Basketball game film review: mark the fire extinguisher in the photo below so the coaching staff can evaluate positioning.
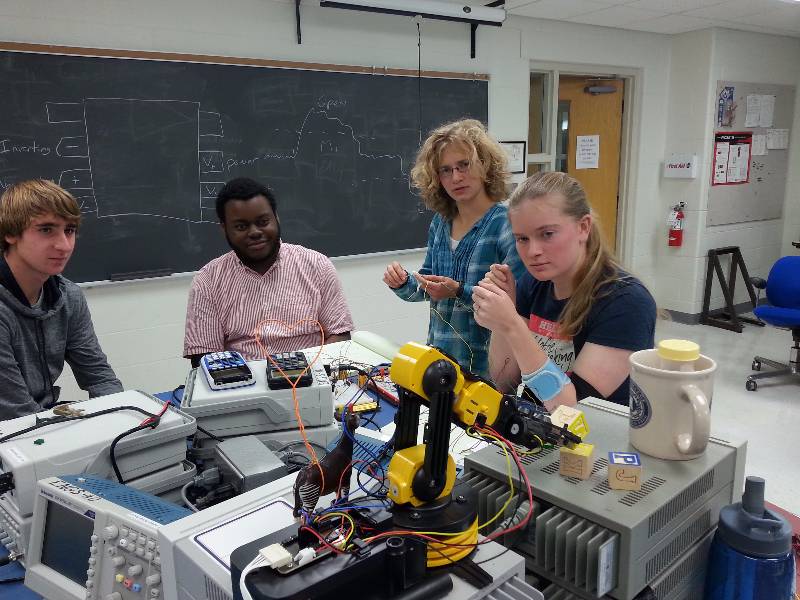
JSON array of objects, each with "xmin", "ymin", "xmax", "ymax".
[{"xmin": 668, "ymin": 202, "xmax": 686, "ymax": 247}]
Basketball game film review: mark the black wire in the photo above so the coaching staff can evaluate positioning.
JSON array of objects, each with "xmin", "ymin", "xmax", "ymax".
[
  {"xmin": 195, "ymin": 424, "xmax": 223, "ymax": 442},
  {"xmin": 0, "ymin": 405, "xmax": 159, "ymax": 444},
  {"xmin": 110, "ymin": 422, "xmax": 159, "ymax": 484},
  {"xmin": 0, "ymin": 576, "xmax": 24, "ymax": 584},
  {"xmin": 316, "ymin": 433, "xmax": 530, "ymax": 566},
  {"xmin": 473, "ymin": 437, "xmax": 530, "ymax": 565},
  {"xmin": 417, "ymin": 20, "xmax": 422, "ymax": 146},
  {"xmin": 358, "ymin": 411, "xmax": 379, "ymax": 430},
  {"xmin": 473, "ymin": 541, "xmax": 514, "ymax": 565},
  {"xmin": 276, "ymin": 440, "xmax": 328, "ymax": 455}
]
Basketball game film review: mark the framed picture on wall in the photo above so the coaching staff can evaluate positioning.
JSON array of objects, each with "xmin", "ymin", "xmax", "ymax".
[{"xmin": 499, "ymin": 141, "xmax": 527, "ymax": 174}]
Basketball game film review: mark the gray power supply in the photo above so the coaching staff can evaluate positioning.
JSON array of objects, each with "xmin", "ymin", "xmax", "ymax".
[
  {"xmin": 462, "ymin": 398, "xmax": 746, "ymax": 600},
  {"xmin": 214, "ymin": 436, "xmax": 288, "ymax": 493}
]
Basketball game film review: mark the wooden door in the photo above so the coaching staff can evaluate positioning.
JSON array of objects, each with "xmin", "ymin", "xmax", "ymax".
[{"xmin": 558, "ymin": 76, "xmax": 624, "ymax": 251}]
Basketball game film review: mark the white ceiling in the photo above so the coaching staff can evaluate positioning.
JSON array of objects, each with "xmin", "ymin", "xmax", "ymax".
[{"xmin": 472, "ymin": 0, "xmax": 800, "ymax": 37}]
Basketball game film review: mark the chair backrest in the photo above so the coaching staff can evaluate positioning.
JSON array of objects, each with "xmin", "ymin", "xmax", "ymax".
[{"xmin": 766, "ymin": 255, "xmax": 800, "ymax": 309}]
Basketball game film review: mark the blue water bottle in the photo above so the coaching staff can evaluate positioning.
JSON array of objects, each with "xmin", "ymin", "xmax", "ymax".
[{"xmin": 705, "ymin": 476, "xmax": 796, "ymax": 599}]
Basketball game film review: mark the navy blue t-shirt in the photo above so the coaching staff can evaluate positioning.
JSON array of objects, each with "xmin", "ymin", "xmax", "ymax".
[{"xmin": 515, "ymin": 271, "xmax": 656, "ymax": 405}]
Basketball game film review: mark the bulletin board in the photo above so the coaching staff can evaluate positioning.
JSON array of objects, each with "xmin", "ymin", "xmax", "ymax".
[{"xmin": 708, "ymin": 81, "xmax": 795, "ymax": 226}]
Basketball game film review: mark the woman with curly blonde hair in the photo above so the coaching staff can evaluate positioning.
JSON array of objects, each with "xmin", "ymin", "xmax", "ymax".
[{"xmin": 382, "ymin": 119, "xmax": 524, "ymax": 378}]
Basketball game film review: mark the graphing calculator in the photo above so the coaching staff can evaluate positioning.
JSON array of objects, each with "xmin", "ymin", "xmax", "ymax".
[
  {"xmin": 201, "ymin": 351, "xmax": 256, "ymax": 391},
  {"xmin": 266, "ymin": 352, "xmax": 314, "ymax": 390}
]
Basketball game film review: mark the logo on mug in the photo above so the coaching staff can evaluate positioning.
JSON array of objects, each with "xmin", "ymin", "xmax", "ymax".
[{"xmin": 629, "ymin": 381, "xmax": 651, "ymax": 429}]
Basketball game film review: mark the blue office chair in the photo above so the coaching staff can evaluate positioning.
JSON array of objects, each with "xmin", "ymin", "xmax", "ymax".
[{"xmin": 746, "ymin": 255, "xmax": 800, "ymax": 391}]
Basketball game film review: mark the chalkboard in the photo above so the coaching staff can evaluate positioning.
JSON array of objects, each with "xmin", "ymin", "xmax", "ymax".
[{"xmin": 0, "ymin": 45, "xmax": 488, "ymax": 283}]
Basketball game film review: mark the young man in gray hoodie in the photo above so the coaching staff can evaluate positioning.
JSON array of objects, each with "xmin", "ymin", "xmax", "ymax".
[{"xmin": 0, "ymin": 179, "xmax": 123, "ymax": 420}]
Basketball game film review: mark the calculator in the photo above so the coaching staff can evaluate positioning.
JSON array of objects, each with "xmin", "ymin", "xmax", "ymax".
[
  {"xmin": 266, "ymin": 352, "xmax": 314, "ymax": 390},
  {"xmin": 200, "ymin": 351, "xmax": 256, "ymax": 391}
]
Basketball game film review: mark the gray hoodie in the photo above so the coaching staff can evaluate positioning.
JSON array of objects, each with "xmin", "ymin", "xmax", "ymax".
[{"xmin": 0, "ymin": 258, "xmax": 123, "ymax": 420}]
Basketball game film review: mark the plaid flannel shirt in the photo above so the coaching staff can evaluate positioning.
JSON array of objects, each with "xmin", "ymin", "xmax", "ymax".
[{"xmin": 392, "ymin": 203, "xmax": 525, "ymax": 378}]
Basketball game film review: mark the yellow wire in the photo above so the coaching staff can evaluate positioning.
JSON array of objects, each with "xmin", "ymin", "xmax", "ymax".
[
  {"xmin": 414, "ymin": 279, "xmax": 480, "ymax": 374},
  {"xmin": 470, "ymin": 429, "xmax": 516, "ymax": 531},
  {"xmin": 430, "ymin": 303, "xmax": 476, "ymax": 373},
  {"xmin": 314, "ymin": 512, "xmax": 356, "ymax": 548},
  {"xmin": 358, "ymin": 430, "xmax": 519, "ymax": 545},
  {"xmin": 518, "ymin": 435, "xmax": 544, "ymax": 456}
]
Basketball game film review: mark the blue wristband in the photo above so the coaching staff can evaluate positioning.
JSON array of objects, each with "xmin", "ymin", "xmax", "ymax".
[{"xmin": 521, "ymin": 359, "xmax": 571, "ymax": 403}]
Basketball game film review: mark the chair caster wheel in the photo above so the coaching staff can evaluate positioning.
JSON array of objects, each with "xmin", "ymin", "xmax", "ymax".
[
  {"xmin": 751, "ymin": 359, "xmax": 761, "ymax": 371},
  {"xmin": 746, "ymin": 379, "xmax": 757, "ymax": 391}
]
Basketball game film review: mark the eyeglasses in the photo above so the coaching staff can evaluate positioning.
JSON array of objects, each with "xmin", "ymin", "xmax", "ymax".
[{"xmin": 437, "ymin": 159, "xmax": 471, "ymax": 179}]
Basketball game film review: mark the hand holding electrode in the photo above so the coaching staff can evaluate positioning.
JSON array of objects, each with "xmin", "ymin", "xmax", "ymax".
[
  {"xmin": 413, "ymin": 273, "xmax": 459, "ymax": 301},
  {"xmin": 472, "ymin": 280, "xmax": 518, "ymax": 332},
  {"xmin": 383, "ymin": 261, "xmax": 409, "ymax": 289}
]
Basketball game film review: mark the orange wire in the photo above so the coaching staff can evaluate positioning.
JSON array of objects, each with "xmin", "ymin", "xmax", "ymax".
[{"xmin": 253, "ymin": 318, "xmax": 326, "ymax": 491}]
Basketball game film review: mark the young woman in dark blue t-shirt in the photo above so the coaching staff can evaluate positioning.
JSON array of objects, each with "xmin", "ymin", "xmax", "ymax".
[{"xmin": 472, "ymin": 172, "xmax": 656, "ymax": 409}]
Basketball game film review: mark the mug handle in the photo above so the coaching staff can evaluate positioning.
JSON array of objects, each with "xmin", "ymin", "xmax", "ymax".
[{"xmin": 675, "ymin": 384, "xmax": 711, "ymax": 455}]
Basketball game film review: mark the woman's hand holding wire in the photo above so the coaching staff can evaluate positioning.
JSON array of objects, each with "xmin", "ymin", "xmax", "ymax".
[
  {"xmin": 383, "ymin": 262, "xmax": 409, "ymax": 289},
  {"xmin": 472, "ymin": 280, "xmax": 518, "ymax": 334},
  {"xmin": 483, "ymin": 263, "xmax": 516, "ymax": 301},
  {"xmin": 413, "ymin": 273, "xmax": 458, "ymax": 301}
]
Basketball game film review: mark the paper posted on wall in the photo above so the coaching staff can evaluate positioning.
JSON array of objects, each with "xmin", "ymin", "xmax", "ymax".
[
  {"xmin": 745, "ymin": 94, "xmax": 775, "ymax": 128},
  {"xmin": 766, "ymin": 129, "xmax": 789, "ymax": 150},
  {"xmin": 712, "ymin": 132, "xmax": 752, "ymax": 186},
  {"xmin": 576, "ymin": 135, "xmax": 600, "ymax": 169},
  {"xmin": 751, "ymin": 134, "xmax": 767, "ymax": 156}
]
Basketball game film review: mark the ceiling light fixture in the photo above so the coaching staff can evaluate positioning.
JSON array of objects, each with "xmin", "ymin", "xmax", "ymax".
[{"xmin": 319, "ymin": 0, "xmax": 506, "ymax": 26}]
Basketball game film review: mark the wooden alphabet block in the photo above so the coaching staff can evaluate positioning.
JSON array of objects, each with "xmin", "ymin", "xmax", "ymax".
[
  {"xmin": 608, "ymin": 451, "xmax": 643, "ymax": 491},
  {"xmin": 550, "ymin": 405, "xmax": 590, "ymax": 439},
  {"xmin": 559, "ymin": 443, "xmax": 595, "ymax": 480}
]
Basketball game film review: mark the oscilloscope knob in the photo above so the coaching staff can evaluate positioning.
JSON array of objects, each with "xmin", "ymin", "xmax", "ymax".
[
  {"xmin": 127, "ymin": 564, "xmax": 143, "ymax": 577},
  {"xmin": 103, "ymin": 525, "xmax": 119, "ymax": 540}
]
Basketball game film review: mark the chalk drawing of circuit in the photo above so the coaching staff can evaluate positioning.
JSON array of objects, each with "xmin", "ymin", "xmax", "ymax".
[{"xmin": 47, "ymin": 98, "xmax": 223, "ymax": 224}]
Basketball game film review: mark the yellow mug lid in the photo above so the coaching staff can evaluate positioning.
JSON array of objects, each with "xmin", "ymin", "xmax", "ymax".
[{"xmin": 657, "ymin": 339, "xmax": 700, "ymax": 362}]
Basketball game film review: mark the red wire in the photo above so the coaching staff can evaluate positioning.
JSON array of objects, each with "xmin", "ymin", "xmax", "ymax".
[
  {"xmin": 139, "ymin": 398, "xmax": 171, "ymax": 427},
  {"xmin": 299, "ymin": 526, "xmax": 346, "ymax": 555},
  {"xmin": 476, "ymin": 425, "xmax": 535, "ymax": 541},
  {"xmin": 363, "ymin": 424, "xmax": 534, "ymax": 549}
]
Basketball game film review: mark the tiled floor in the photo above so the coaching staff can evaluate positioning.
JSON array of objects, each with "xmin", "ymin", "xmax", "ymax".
[{"xmin": 655, "ymin": 317, "xmax": 799, "ymax": 516}]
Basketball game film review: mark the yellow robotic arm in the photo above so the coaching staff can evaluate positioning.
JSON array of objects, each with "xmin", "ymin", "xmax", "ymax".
[
  {"xmin": 386, "ymin": 342, "xmax": 582, "ymax": 566},
  {"xmin": 387, "ymin": 343, "xmax": 504, "ymax": 507}
]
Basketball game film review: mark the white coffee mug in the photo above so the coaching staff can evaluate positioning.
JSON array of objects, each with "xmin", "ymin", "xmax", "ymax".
[{"xmin": 628, "ymin": 349, "xmax": 716, "ymax": 460}]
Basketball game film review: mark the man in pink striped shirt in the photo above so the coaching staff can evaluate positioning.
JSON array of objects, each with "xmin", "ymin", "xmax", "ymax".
[{"xmin": 184, "ymin": 178, "xmax": 354, "ymax": 366}]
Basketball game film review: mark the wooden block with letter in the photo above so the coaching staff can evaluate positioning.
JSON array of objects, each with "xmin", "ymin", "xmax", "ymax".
[
  {"xmin": 559, "ymin": 443, "xmax": 595, "ymax": 480},
  {"xmin": 608, "ymin": 451, "xmax": 643, "ymax": 491},
  {"xmin": 550, "ymin": 405, "xmax": 590, "ymax": 439}
]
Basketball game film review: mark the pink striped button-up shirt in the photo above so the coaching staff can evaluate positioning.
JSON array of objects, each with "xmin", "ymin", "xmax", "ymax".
[{"xmin": 184, "ymin": 243, "xmax": 354, "ymax": 359}]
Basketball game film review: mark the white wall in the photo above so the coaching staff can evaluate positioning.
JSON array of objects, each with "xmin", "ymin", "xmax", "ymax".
[
  {"xmin": 702, "ymin": 29, "xmax": 800, "ymax": 309},
  {"xmin": 658, "ymin": 28, "xmax": 800, "ymax": 314},
  {"xmin": 0, "ymin": 1, "xmax": 798, "ymax": 395},
  {"xmin": 657, "ymin": 29, "xmax": 716, "ymax": 315}
]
